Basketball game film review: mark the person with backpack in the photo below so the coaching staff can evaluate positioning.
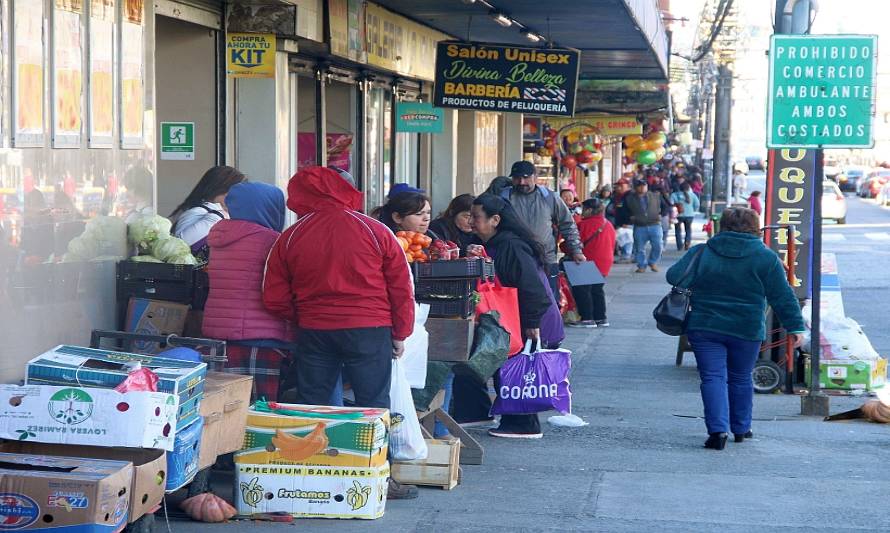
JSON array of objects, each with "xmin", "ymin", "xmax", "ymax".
[
  {"xmin": 170, "ymin": 166, "xmax": 246, "ymax": 259},
  {"xmin": 565, "ymin": 198, "xmax": 616, "ymax": 328}
]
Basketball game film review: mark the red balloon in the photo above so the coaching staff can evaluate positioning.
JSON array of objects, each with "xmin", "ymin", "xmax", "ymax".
[
  {"xmin": 546, "ymin": 128, "xmax": 559, "ymax": 139},
  {"xmin": 544, "ymin": 139, "xmax": 555, "ymax": 149},
  {"xmin": 563, "ymin": 155, "xmax": 577, "ymax": 170},
  {"xmin": 576, "ymin": 150, "xmax": 593, "ymax": 164}
]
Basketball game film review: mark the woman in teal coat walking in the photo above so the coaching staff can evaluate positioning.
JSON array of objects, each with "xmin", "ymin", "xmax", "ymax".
[{"xmin": 666, "ymin": 207, "xmax": 805, "ymax": 450}]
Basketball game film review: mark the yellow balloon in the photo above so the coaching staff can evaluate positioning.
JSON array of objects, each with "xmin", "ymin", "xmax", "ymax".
[
  {"xmin": 624, "ymin": 147, "xmax": 637, "ymax": 158},
  {"xmin": 625, "ymin": 135, "xmax": 644, "ymax": 147},
  {"xmin": 654, "ymin": 147, "xmax": 666, "ymax": 160},
  {"xmin": 589, "ymin": 151, "xmax": 603, "ymax": 163},
  {"xmin": 647, "ymin": 132, "xmax": 667, "ymax": 145},
  {"xmin": 566, "ymin": 132, "xmax": 580, "ymax": 144},
  {"xmin": 643, "ymin": 140, "xmax": 664, "ymax": 151}
]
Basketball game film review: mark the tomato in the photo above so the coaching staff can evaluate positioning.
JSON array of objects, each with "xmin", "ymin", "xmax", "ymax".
[
  {"xmin": 403, "ymin": 231, "xmax": 417, "ymax": 241},
  {"xmin": 408, "ymin": 243, "xmax": 422, "ymax": 252},
  {"xmin": 396, "ymin": 231, "xmax": 407, "ymax": 238},
  {"xmin": 405, "ymin": 253, "xmax": 414, "ymax": 263},
  {"xmin": 396, "ymin": 237, "xmax": 410, "ymax": 251}
]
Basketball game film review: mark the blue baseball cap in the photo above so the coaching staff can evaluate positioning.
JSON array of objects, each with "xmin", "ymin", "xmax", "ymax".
[{"xmin": 388, "ymin": 183, "xmax": 425, "ymax": 198}]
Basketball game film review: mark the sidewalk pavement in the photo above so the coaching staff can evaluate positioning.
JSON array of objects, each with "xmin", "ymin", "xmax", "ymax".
[{"xmin": 184, "ymin": 225, "xmax": 888, "ymax": 533}]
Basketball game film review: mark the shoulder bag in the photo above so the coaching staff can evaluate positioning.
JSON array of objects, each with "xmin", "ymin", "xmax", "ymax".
[{"xmin": 652, "ymin": 246, "xmax": 706, "ymax": 336}]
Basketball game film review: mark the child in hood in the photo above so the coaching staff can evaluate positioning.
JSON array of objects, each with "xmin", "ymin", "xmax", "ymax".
[{"xmin": 202, "ymin": 181, "xmax": 293, "ymax": 400}]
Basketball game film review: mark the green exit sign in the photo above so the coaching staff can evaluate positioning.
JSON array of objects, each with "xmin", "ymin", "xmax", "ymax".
[
  {"xmin": 767, "ymin": 35, "xmax": 877, "ymax": 149},
  {"xmin": 160, "ymin": 122, "xmax": 195, "ymax": 160}
]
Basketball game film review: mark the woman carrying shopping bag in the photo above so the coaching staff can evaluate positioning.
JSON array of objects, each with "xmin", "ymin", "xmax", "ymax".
[{"xmin": 468, "ymin": 194, "xmax": 564, "ymax": 439}]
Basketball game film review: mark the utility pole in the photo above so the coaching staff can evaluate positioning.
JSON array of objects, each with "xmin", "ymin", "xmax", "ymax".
[
  {"xmin": 771, "ymin": 0, "xmax": 828, "ymax": 416},
  {"xmin": 712, "ymin": 64, "xmax": 732, "ymax": 208}
]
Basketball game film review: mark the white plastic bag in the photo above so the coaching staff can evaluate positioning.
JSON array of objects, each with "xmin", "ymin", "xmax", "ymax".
[
  {"xmin": 389, "ymin": 359, "xmax": 428, "ymax": 461},
  {"xmin": 616, "ymin": 227, "xmax": 633, "ymax": 247},
  {"xmin": 401, "ymin": 303, "xmax": 430, "ymax": 389},
  {"xmin": 820, "ymin": 316, "xmax": 880, "ymax": 360}
]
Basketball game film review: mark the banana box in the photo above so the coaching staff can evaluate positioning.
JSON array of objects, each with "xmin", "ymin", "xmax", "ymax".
[
  {"xmin": 234, "ymin": 462, "xmax": 388, "ymax": 520},
  {"xmin": 235, "ymin": 404, "xmax": 389, "ymax": 468}
]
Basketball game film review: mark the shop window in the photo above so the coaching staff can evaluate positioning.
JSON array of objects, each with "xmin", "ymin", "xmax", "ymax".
[
  {"xmin": 365, "ymin": 87, "xmax": 392, "ymax": 211},
  {"xmin": 474, "ymin": 112, "xmax": 500, "ymax": 194},
  {"xmin": 324, "ymin": 80, "xmax": 357, "ymax": 175},
  {"xmin": 296, "ymin": 75, "xmax": 318, "ymax": 169}
]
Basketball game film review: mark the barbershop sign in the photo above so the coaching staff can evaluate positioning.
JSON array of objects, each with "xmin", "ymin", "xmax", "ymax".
[
  {"xmin": 764, "ymin": 148, "xmax": 816, "ymax": 298},
  {"xmin": 433, "ymin": 41, "xmax": 580, "ymax": 116}
]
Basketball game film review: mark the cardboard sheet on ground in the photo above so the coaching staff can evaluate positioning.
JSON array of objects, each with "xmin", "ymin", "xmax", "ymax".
[{"xmin": 563, "ymin": 261, "xmax": 605, "ymax": 286}]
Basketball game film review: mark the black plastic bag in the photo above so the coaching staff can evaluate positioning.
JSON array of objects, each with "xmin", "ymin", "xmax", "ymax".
[{"xmin": 452, "ymin": 312, "xmax": 510, "ymax": 384}]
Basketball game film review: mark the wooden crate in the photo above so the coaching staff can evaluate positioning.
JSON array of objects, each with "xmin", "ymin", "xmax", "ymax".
[
  {"xmin": 426, "ymin": 317, "xmax": 474, "ymax": 361},
  {"xmin": 391, "ymin": 439, "xmax": 461, "ymax": 490}
]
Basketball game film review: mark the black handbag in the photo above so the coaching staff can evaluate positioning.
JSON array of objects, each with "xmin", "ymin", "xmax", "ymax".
[{"xmin": 653, "ymin": 246, "xmax": 706, "ymax": 336}]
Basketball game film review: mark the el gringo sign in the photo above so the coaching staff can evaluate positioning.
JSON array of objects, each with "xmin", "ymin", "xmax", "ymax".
[
  {"xmin": 433, "ymin": 41, "xmax": 580, "ymax": 116},
  {"xmin": 764, "ymin": 148, "xmax": 816, "ymax": 298},
  {"xmin": 767, "ymin": 35, "xmax": 877, "ymax": 149}
]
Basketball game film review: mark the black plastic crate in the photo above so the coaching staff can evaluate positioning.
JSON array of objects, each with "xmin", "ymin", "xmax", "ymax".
[
  {"xmin": 418, "ymin": 295, "xmax": 476, "ymax": 319},
  {"xmin": 117, "ymin": 260, "xmax": 198, "ymax": 283},
  {"xmin": 413, "ymin": 258, "xmax": 495, "ymax": 280},
  {"xmin": 116, "ymin": 280, "xmax": 194, "ymax": 305},
  {"xmin": 414, "ymin": 278, "xmax": 476, "ymax": 300}
]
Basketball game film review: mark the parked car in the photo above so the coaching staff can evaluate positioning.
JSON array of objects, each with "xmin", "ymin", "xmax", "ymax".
[
  {"xmin": 838, "ymin": 167, "xmax": 866, "ymax": 193},
  {"xmin": 858, "ymin": 170, "xmax": 890, "ymax": 198},
  {"xmin": 822, "ymin": 181, "xmax": 847, "ymax": 224},
  {"xmin": 745, "ymin": 156, "xmax": 765, "ymax": 171}
]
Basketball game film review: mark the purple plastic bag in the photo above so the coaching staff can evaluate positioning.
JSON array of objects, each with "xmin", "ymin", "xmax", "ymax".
[
  {"xmin": 536, "ymin": 268, "xmax": 565, "ymax": 348},
  {"xmin": 491, "ymin": 346, "xmax": 572, "ymax": 415}
]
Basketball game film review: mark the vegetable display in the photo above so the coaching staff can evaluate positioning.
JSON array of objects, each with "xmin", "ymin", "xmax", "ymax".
[
  {"xmin": 126, "ymin": 214, "xmax": 199, "ymax": 265},
  {"xmin": 396, "ymin": 231, "xmax": 432, "ymax": 263},
  {"xmin": 64, "ymin": 215, "xmax": 128, "ymax": 262}
]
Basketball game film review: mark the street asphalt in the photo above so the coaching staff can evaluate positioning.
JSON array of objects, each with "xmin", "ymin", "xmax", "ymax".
[{"xmin": 166, "ymin": 193, "xmax": 890, "ymax": 532}]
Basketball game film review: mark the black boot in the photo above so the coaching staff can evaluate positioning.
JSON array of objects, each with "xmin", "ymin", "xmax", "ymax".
[
  {"xmin": 734, "ymin": 430, "xmax": 754, "ymax": 443},
  {"xmin": 704, "ymin": 432, "xmax": 728, "ymax": 450}
]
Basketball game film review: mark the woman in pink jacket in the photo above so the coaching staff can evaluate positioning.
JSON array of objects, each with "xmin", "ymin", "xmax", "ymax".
[{"xmin": 202, "ymin": 181, "xmax": 293, "ymax": 400}]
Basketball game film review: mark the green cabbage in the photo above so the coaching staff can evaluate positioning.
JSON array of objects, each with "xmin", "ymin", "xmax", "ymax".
[
  {"xmin": 151, "ymin": 236, "xmax": 191, "ymax": 262},
  {"xmin": 65, "ymin": 235, "xmax": 99, "ymax": 261},
  {"xmin": 129, "ymin": 255, "xmax": 163, "ymax": 263},
  {"xmin": 64, "ymin": 215, "xmax": 128, "ymax": 261},
  {"xmin": 128, "ymin": 215, "xmax": 173, "ymax": 251}
]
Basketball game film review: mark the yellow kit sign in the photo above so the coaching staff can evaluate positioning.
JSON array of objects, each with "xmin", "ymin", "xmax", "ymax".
[{"xmin": 226, "ymin": 33, "xmax": 276, "ymax": 78}]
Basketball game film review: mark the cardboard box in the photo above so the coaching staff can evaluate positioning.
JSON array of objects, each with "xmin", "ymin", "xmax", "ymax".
[
  {"xmin": 426, "ymin": 317, "xmax": 474, "ymax": 361},
  {"xmin": 0, "ymin": 453, "xmax": 132, "ymax": 531},
  {"xmin": 26, "ymin": 345, "xmax": 206, "ymax": 427},
  {"xmin": 235, "ymin": 404, "xmax": 389, "ymax": 468},
  {"xmin": 0, "ymin": 385, "xmax": 178, "ymax": 451},
  {"xmin": 197, "ymin": 373, "xmax": 252, "ymax": 470},
  {"xmin": 234, "ymin": 462, "xmax": 388, "ymax": 520},
  {"xmin": 0, "ymin": 442, "xmax": 166, "ymax": 524},
  {"xmin": 166, "ymin": 417, "xmax": 203, "ymax": 492},
  {"xmin": 392, "ymin": 438, "xmax": 460, "ymax": 490},
  {"xmin": 819, "ymin": 358, "xmax": 887, "ymax": 391},
  {"xmin": 124, "ymin": 298, "xmax": 189, "ymax": 354}
]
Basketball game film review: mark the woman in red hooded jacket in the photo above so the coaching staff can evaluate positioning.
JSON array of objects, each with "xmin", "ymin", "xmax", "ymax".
[
  {"xmin": 202, "ymin": 181, "xmax": 293, "ymax": 400},
  {"xmin": 262, "ymin": 166, "xmax": 414, "ymax": 411}
]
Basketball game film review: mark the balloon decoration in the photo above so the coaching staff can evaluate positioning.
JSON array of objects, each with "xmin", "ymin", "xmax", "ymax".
[
  {"xmin": 636, "ymin": 150, "xmax": 657, "ymax": 165},
  {"xmin": 563, "ymin": 155, "xmax": 578, "ymax": 171},
  {"xmin": 622, "ymin": 127, "xmax": 671, "ymax": 168}
]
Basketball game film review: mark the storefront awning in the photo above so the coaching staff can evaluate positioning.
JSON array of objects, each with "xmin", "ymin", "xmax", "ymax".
[{"xmin": 370, "ymin": 0, "xmax": 669, "ymax": 81}]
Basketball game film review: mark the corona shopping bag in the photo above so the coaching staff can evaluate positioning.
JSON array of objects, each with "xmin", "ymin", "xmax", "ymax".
[
  {"xmin": 475, "ymin": 279, "xmax": 523, "ymax": 356},
  {"xmin": 491, "ymin": 341, "xmax": 572, "ymax": 415}
]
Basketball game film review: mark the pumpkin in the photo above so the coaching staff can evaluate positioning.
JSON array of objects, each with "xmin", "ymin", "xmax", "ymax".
[{"xmin": 180, "ymin": 493, "xmax": 237, "ymax": 523}]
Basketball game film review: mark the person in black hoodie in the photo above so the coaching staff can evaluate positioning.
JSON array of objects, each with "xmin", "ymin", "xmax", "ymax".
[
  {"xmin": 468, "ymin": 194, "xmax": 560, "ymax": 439},
  {"xmin": 428, "ymin": 194, "xmax": 476, "ymax": 256}
]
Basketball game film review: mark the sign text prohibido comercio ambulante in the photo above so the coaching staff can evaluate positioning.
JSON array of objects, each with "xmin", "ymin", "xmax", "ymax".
[
  {"xmin": 767, "ymin": 35, "xmax": 877, "ymax": 149},
  {"xmin": 433, "ymin": 41, "xmax": 581, "ymax": 117}
]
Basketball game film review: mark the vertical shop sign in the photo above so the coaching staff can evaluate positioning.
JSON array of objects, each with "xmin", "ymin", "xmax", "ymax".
[
  {"xmin": 329, "ymin": 0, "xmax": 348, "ymax": 57},
  {"xmin": 764, "ymin": 148, "xmax": 816, "ymax": 298},
  {"xmin": 226, "ymin": 33, "xmax": 276, "ymax": 78},
  {"xmin": 52, "ymin": 0, "xmax": 84, "ymax": 148},
  {"xmin": 88, "ymin": 0, "xmax": 114, "ymax": 148},
  {"xmin": 12, "ymin": 0, "xmax": 46, "ymax": 147},
  {"xmin": 767, "ymin": 35, "xmax": 877, "ymax": 149},
  {"xmin": 433, "ymin": 41, "xmax": 581, "ymax": 116},
  {"xmin": 120, "ymin": 0, "xmax": 144, "ymax": 148},
  {"xmin": 395, "ymin": 102, "xmax": 443, "ymax": 133},
  {"xmin": 160, "ymin": 122, "xmax": 195, "ymax": 161}
]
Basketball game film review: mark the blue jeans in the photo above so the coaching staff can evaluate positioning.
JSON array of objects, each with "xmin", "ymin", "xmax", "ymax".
[
  {"xmin": 434, "ymin": 373, "xmax": 455, "ymax": 438},
  {"xmin": 688, "ymin": 330, "xmax": 762, "ymax": 435},
  {"xmin": 633, "ymin": 224, "xmax": 663, "ymax": 269}
]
